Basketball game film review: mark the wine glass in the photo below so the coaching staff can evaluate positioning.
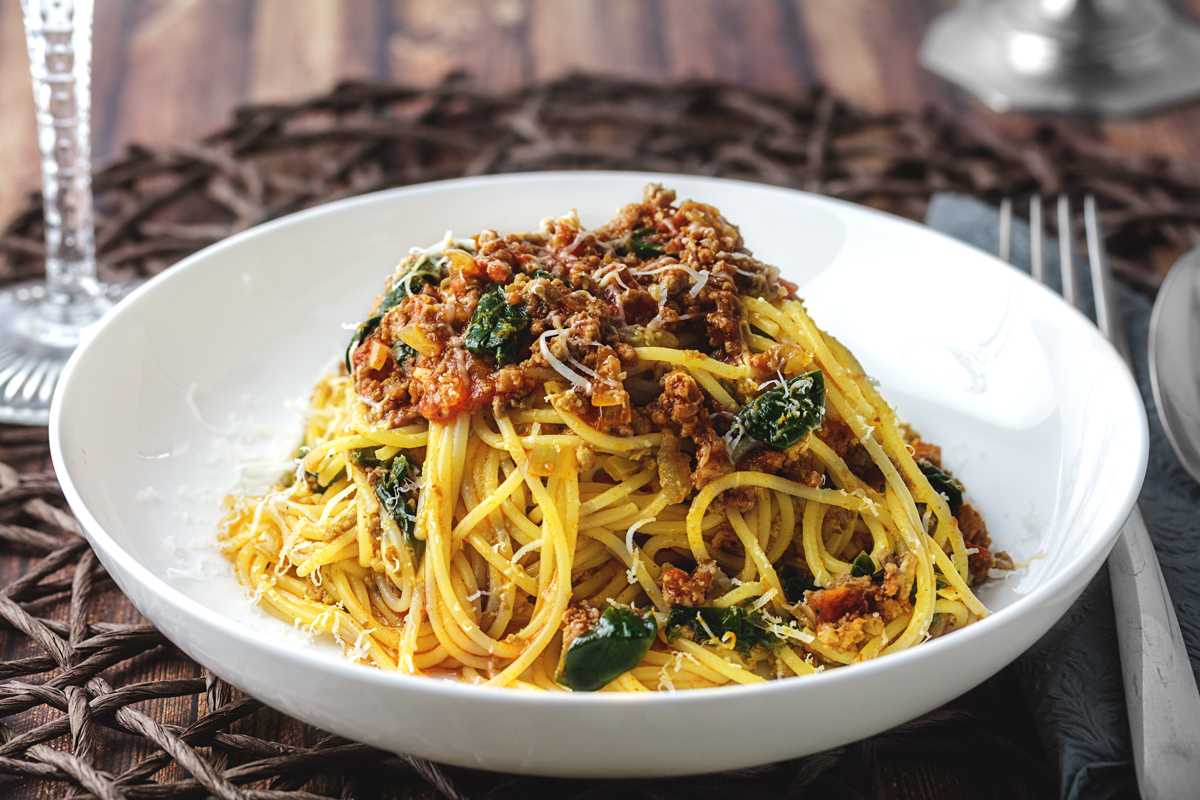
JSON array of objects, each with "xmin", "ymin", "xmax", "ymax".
[{"xmin": 8, "ymin": 0, "xmax": 134, "ymax": 425}]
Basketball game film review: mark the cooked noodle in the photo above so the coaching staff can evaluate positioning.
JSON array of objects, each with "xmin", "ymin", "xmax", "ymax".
[{"xmin": 220, "ymin": 185, "xmax": 1008, "ymax": 690}]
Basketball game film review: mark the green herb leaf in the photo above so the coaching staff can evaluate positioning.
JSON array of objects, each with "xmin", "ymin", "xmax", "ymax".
[
  {"xmin": 464, "ymin": 287, "xmax": 531, "ymax": 365},
  {"xmin": 850, "ymin": 552, "xmax": 877, "ymax": 578},
  {"xmin": 777, "ymin": 564, "xmax": 817, "ymax": 605},
  {"xmin": 393, "ymin": 341, "xmax": 418, "ymax": 366},
  {"xmin": 560, "ymin": 606, "xmax": 657, "ymax": 692},
  {"xmin": 354, "ymin": 448, "xmax": 381, "ymax": 467},
  {"xmin": 629, "ymin": 239, "xmax": 664, "ymax": 259},
  {"xmin": 736, "ymin": 370, "xmax": 826, "ymax": 450},
  {"xmin": 345, "ymin": 314, "xmax": 382, "ymax": 373},
  {"xmin": 625, "ymin": 228, "xmax": 664, "ymax": 259},
  {"xmin": 304, "ymin": 472, "xmax": 331, "ymax": 494},
  {"xmin": 347, "ymin": 254, "xmax": 444, "ymax": 372},
  {"xmin": 917, "ymin": 460, "xmax": 964, "ymax": 514},
  {"xmin": 381, "ymin": 254, "xmax": 442, "ymax": 312},
  {"xmin": 532, "ymin": 269, "xmax": 558, "ymax": 281},
  {"xmin": 374, "ymin": 456, "xmax": 423, "ymax": 563},
  {"xmin": 666, "ymin": 606, "xmax": 780, "ymax": 656}
]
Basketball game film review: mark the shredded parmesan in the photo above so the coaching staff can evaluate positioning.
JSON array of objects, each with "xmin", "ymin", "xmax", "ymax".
[{"xmin": 538, "ymin": 330, "xmax": 591, "ymax": 390}]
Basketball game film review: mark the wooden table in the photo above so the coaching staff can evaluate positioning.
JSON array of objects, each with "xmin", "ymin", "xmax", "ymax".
[
  {"xmin": 4, "ymin": 1, "xmax": 1200, "ymax": 798},
  {"xmin": 5, "ymin": 0, "xmax": 1200, "ymax": 230}
]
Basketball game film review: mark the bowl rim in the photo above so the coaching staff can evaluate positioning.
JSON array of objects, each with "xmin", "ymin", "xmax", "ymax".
[{"xmin": 49, "ymin": 169, "xmax": 1150, "ymax": 709}]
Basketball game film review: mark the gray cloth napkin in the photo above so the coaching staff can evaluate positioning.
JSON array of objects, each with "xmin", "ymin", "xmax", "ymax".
[{"xmin": 925, "ymin": 194, "xmax": 1200, "ymax": 800}]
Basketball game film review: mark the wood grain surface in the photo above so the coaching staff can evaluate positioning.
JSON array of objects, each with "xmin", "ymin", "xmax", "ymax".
[
  {"xmin": 4, "ymin": 1, "xmax": 1199, "ymax": 798},
  {"xmin": 3, "ymin": 0, "xmax": 1200, "ymax": 228}
]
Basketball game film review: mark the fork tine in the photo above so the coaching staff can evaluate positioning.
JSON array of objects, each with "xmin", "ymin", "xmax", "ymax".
[
  {"xmin": 1030, "ymin": 196, "xmax": 1045, "ymax": 283},
  {"xmin": 998, "ymin": 198, "xmax": 1012, "ymax": 264},
  {"xmin": 1058, "ymin": 194, "xmax": 1084, "ymax": 311},
  {"xmin": 1085, "ymin": 194, "xmax": 1132, "ymax": 364}
]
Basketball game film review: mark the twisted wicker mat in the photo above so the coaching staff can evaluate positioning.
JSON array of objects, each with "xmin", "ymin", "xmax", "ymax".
[{"xmin": 6, "ymin": 74, "xmax": 1199, "ymax": 799}]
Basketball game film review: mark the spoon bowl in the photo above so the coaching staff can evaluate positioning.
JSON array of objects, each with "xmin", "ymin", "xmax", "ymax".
[{"xmin": 1149, "ymin": 246, "xmax": 1200, "ymax": 485}]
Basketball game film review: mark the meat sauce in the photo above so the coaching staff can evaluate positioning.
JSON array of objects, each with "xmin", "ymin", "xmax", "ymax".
[{"xmin": 349, "ymin": 184, "xmax": 786, "ymax": 485}]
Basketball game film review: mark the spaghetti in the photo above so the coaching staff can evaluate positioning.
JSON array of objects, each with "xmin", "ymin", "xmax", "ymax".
[{"xmin": 220, "ymin": 185, "xmax": 1010, "ymax": 691}]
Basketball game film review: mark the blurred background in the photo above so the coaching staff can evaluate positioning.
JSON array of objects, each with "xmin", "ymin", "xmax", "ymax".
[{"xmin": 4, "ymin": 0, "xmax": 1200, "ymax": 229}]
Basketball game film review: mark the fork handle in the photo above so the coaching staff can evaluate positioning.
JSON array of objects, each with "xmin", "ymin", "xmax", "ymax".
[{"xmin": 1109, "ymin": 505, "xmax": 1200, "ymax": 799}]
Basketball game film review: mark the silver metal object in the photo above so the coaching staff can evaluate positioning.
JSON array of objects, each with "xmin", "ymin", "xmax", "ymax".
[
  {"xmin": 921, "ymin": 0, "xmax": 1200, "ymax": 119},
  {"xmin": 1005, "ymin": 195, "xmax": 1200, "ymax": 799},
  {"xmin": 9, "ymin": 0, "xmax": 134, "ymax": 425},
  {"xmin": 1149, "ymin": 245, "xmax": 1200, "ymax": 486}
]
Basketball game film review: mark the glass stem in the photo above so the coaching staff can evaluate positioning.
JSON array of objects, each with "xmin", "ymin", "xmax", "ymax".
[{"xmin": 23, "ymin": 0, "xmax": 100, "ymax": 317}]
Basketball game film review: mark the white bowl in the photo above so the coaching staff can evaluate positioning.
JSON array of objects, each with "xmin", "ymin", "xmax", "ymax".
[{"xmin": 50, "ymin": 172, "xmax": 1148, "ymax": 777}]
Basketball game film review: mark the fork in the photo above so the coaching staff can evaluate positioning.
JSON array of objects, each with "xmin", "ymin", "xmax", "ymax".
[{"xmin": 1001, "ymin": 196, "xmax": 1200, "ymax": 799}]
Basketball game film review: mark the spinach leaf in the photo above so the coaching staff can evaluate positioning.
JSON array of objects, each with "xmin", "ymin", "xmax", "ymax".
[
  {"xmin": 777, "ymin": 564, "xmax": 817, "ymax": 604},
  {"xmin": 354, "ymin": 448, "xmax": 381, "ymax": 467},
  {"xmin": 736, "ymin": 370, "xmax": 826, "ymax": 449},
  {"xmin": 374, "ymin": 455, "xmax": 423, "ymax": 563},
  {"xmin": 850, "ymin": 552, "xmax": 877, "ymax": 578},
  {"xmin": 381, "ymin": 254, "xmax": 442, "ymax": 311},
  {"xmin": 629, "ymin": 239, "xmax": 664, "ymax": 259},
  {"xmin": 393, "ymin": 341, "xmax": 418, "ymax": 366},
  {"xmin": 560, "ymin": 606, "xmax": 657, "ymax": 692},
  {"xmin": 666, "ymin": 606, "xmax": 780, "ymax": 657},
  {"xmin": 909, "ymin": 574, "xmax": 948, "ymax": 604},
  {"xmin": 917, "ymin": 460, "xmax": 964, "ymax": 513},
  {"xmin": 627, "ymin": 228, "xmax": 665, "ymax": 259},
  {"xmin": 345, "ymin": 314, "xmax": 382, "ymax": 373},
  {"xmin": 346, "ymin": 255, "xmax": 443, "ymax": 372},
  {"xmin": 464, "ymin": 287, "xmax": 530, "ymax": 365},
  {"xmin": 304, "ymin": 472, "xmax": 332, "ymax": 494},
  {"xmin": 621, "ymin": 227, "xmax": 665, "ymax": 259}
]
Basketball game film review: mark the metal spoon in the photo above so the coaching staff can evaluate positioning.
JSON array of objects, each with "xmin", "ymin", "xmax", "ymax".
[{"xmin": 1149, "ymin": 246, "xmax": 1200, "ymax": 484}]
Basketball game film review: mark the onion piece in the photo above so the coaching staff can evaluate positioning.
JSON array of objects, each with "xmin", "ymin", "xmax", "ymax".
[
  {"xmin": 657, "ymin": 432, "xmax": 692, "ymax": 504},
  {"xmin": 396, "ymin": 323, "xmax": 438, "ymax": 357}
]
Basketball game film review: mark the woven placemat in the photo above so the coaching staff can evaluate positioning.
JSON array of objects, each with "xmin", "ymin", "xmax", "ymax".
[{"xmin": 2, "ymin": 74, "xmax": 1198, "ymax": 799}]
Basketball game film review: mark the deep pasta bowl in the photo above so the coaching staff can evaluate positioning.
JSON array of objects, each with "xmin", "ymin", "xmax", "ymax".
[{"xmin": 50, "ymin": 172, "xmax": 1147, "ymax": 777}]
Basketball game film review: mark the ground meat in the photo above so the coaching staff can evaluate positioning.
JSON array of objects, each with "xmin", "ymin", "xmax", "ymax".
[
  {"xmin": 722, "ymin": 487, "xmax": 758, "ymax": 513},
  {"xmin": 660, "ymin": 559, "xmax": 718, "ymax": 608},
  {"xmin": 348, "ymin": 185, "xmax": 815, "ymax": 452},
  {"xmin": 817, "ymin": 614, "xmax": 884, "ymax": 651},
  {"xmin": 817, "ymin": 417, "xmax": 884, "ymax": 490},
  {"xmin": 955, "ymin": 503, "xmax": 990, "ymax": 548},
  {"xmin": 710, "ymin": 524, "xmax": 742, "ymax": 555},
  {"xmin": 966, "ymin": 546, "xmax": 995, "ymax": 586},
  {"xmin": 747, "ymin": 344, "xmax": 805, "ymax": 375},
  {"xmin": 882, "ymin": 552, "xmax": 918, "ymax": 602},
  {"xmin": 780, "ymin": 451, "xmax": 825, "ymax": 487},
  {"xmin": 703, "ymin": 290, "xmax": 744, "ymax": 356},
  {"xmin": 737, "ymin": 441, "xmax": 825, "ymax": 488},
  {"xmin": 737, "ymin": 446, "xmax": 785, "ymax": 474},
  {"xmin": 805, "ymin": 577, "xmax": 872, "ymax": 623},
  {"xmin": 821, "ymin": 507, "xmax": 856, "ymax": 544},
  {"xmin": 845, "ymin": 445, "xmax": 884, "ymax": 491},
  {"xmin": 418, "ymin": 348, "xmax": 497, "ymax": 422},
  {"xmin": 652, "ymin": 371, "xmax": 732, "ymax": 489},
  {"xmin": 561, "ymin": 603, "xmax": 601, "ymax": 649},
  {"xmin": 818, "ymin": 415, "xmax": 856, "ymax": 457},
  {"xmin": 802, "ymin": 561, "xmax": 916, "ymax": 654},
  {"xmin": 911, "ymin": 441, "xmax": 942, "ymax": 468}
]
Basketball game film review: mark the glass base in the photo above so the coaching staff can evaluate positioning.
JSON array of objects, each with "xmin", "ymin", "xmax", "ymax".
[
  {"xmin": 920, "ymin": 1, "xmax": 1200, "ymax": 119},
  {"xmin": 0, "ymin": 279, "xmax": 137, "ymax": 426}
]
